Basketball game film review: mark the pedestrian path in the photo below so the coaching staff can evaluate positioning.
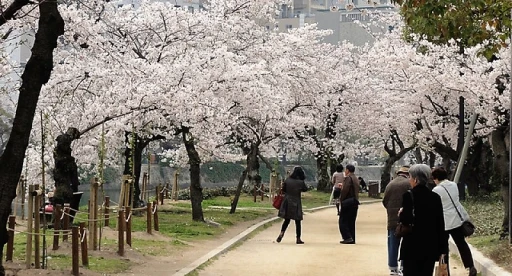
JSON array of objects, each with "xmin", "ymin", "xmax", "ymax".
[{"xmin": 196, "ymin": 203, "xmax": 468, "ymax": 276}]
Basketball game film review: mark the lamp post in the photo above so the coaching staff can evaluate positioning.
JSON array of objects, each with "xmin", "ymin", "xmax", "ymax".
[{"xmin": 509, "ymin": 8, "xmax": 512, "ymax": 245}]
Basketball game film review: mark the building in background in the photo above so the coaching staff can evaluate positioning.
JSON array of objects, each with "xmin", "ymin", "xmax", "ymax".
[{"xmin": 275, "ymin": 0, "xmax": 397, "ymax": 45}]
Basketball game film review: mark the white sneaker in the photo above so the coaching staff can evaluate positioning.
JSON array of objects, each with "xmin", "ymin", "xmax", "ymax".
[{"xmin": 390, "ymin": 270, "xmax": 399, "ymax": 276}]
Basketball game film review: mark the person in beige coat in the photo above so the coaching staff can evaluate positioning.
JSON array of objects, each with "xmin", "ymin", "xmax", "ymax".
[{"xmin": 382, "ymin": 166, "xmax": 410, "ymax": 275}]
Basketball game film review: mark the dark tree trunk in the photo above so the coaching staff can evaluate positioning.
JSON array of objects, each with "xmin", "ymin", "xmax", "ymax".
[
  {"xmin": 316, "ymin": 153, "xmax": 329, "ymax": 191},
  {"xmin": 53, "ymin": 128, "xmax": 80, "ymax": 206},
  {"xmin": 122, "ymin": 132, "xmax": 165, "ymax": 207},
  {"xmin": 231, "ymin": 144, "xmax": 258, "ymax": 214},
  {"xmin": 380, "ymin": 158, "xmax": 394, "ymax": 192},
  {"xmin": 380, "ymin": 133, "xmax": 414, "ymax": 192},
  {"xmin": 0, "ymin": 2, "xmax": 64, "ymax": 273},
  {"xmin": 123, "ymin": 132, "xmax": 142, "ymax": 206},
  {"xmin": 491, "ymin": 128, "xmax": 509, "ymax": 192},
  {"xmin": 181, "ymin": 128, "xmax": 204, "ymax": 221}
]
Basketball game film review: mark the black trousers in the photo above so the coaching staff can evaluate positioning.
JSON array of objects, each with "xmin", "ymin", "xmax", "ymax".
[
  {"xmin": 402, "ymin": 259, "xmax": 435, "ymax": 276},
  {"xmin": 281, "ymin": 219, "xmax": 301, "ymax": 238},
  {"xmin": 444, "ymin": 226, "xmax": 474, "ymax": 270},
  {"xmin": 338, "ymin": 205, "xmax": 358, "ymax": 241}
]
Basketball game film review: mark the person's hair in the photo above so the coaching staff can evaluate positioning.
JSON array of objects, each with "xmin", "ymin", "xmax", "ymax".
[
  {"xmin": 408, "ymin": 164, "xmax": 431, "ymax": 186},
  {"xmin": 335, "ymin": 164, "xmax": 344, "ymax": 173},
  {"xmin": 346, "ymin": 164, "xmax": 356, "ymax": 173},
  {"xmin": 431, "ymin": 167, "xmax": 448, "ymax": 181},
  {"xmin": 290, "ymin": 166, "xmax": 306, "ymax": 180}
]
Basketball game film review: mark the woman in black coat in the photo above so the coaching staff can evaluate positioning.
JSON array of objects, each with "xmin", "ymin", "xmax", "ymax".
[
  {"xmin": 276, "ymin": 166, "xmax": 308, "ymax": 244},
  {"xmin": 399, "ymin": 164, "xmax": 448, "ymax": 276}
]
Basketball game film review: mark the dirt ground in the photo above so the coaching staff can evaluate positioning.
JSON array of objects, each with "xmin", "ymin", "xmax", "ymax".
[
  {"xmin": 2, "ymin": 216, "xmax": 269, "ymax": 276},
  {"xmin": 3, "ymin": 203, "xmax": 470, "ymax": 276},
  {"xmin": 196, "ymin": 204, "xmax": 469, "ymax": 276}
]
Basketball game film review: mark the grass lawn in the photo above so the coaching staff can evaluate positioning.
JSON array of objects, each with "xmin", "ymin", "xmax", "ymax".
[
  {"xmin": 462, "ymin": 193, "xmax": 512, "ymax": 273},
  {"xmin": 5, "ymin": 189, "xmax": 333, "ymax": 274}
]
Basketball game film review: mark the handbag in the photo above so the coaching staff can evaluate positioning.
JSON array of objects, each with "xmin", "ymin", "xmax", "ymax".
[
  {"xmin": 395, "ymin": 190, "xmax": 414, "ymax": 238},
  {"xmin": 440, "ymin": 185, "xmax": 475, "ymax": 237},
  {"xmin": 272, "ymin": 189, "xmax": 284, "ymax": 210},
  {"xmin": 435, "ymin": 256, "xmax": 449, "ymax": 276}
]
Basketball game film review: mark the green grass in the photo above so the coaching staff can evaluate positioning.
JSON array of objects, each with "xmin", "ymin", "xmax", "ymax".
[
  {"xmin": 462, "ymin": 193, "xmax": 512, "ymax": 272},
  {"xmin": 5, "ymin": 190, "xmax": 333, "ymax": 274}
]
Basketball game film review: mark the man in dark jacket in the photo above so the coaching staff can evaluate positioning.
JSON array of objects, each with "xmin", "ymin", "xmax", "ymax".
[
  {"xmin": 338, "ymin": 164, "xmax": 359, "ymax": 244},
  {"xmin": 383, "ymin": 166, "xmax": 410, "ymax": 275}
]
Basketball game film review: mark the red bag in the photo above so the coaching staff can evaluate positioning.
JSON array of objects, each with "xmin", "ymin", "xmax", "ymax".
[{"xmin": 272, "ymin": 190, "xmax": 284, "ymax": 209}]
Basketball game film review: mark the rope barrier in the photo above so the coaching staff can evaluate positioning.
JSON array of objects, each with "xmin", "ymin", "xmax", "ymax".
[
  {"xmin": 125, "ymin": 212, "xmax": 132, "ymax": 222},
  {"xmin": 7, "ymin": 228, "xmax": 72, "ymax": 236},
  {"xmin": 80, "ymin": 229, "xmax": 87, "ymax": 243}
]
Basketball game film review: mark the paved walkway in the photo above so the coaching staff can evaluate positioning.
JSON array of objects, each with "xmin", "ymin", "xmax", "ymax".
[{"xmin": 196, "ymin": 203, "xmax": 468, "ymax": 276}]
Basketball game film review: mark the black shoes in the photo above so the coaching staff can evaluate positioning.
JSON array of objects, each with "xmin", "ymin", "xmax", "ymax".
[
  {"xmin": 468, "ymin": 267, "xmax": 477, "ymax": 276},
  {"xmin": 340, "ymin": 238, "xmax": 355, "ymax": 244},
  {"xmin": 276, "ymin": 234, "xmax": 283, "ymax": 243},
  {"xmin": 296, "ymin": 239, "xmax": 304, "ymax": 244}
]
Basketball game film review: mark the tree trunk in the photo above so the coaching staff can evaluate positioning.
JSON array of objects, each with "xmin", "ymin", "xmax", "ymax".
[
  {"xmin": 491, "ymin": 129, "xmax": 509, "ymax": 192},
  {"xmin": 231, "ymin": 144, "xmax": 258, "ymax": 213},
  {"xmin": 123, "ymin": 132, "xmax": 165, "ymax": 207},
  {"xmin": 53, "ymin": 128, "xmax": 80, "ymax": 206},
  {"xmin": 316, "ymin": 153, "xmax": 329, "ymax": 191},
  {"xmin": 380, "ymin": 158, "xmax": 394, "ymax": 193},
  {"xmin": 0, "ymin": 2, "xmax": 64, "ymax": 273},
  {"xmin": 181, "ymin": 128, "xmax": 204, "ymax": 221}
]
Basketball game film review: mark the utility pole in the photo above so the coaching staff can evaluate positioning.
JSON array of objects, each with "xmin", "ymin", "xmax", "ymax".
[{"xmin": 509, "ymin": 8, "xmax": 512, "ymax": 245}]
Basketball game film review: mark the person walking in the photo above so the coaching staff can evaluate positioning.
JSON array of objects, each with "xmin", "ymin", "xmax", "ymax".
[
  {"xmin": 432, "ymin": 167, "xmax": 477, "ymax": 276},
  {"xmin": 382, "ymin": 166, "xmax": 410, "ymax": 275},
  {"xmin": 338, "ymin": 164, "xmax": 360, "ymax": 244},
  {"xmin": 276, "ymin": 166, "xmax": 308, "ymax": 244},
  {"xmin": 332, "ymin": 164, "xmax": 345, "ymax": 215},
  {"xmin": 399, "ymin": 164, "xmax": 448, "ymax": 276}
]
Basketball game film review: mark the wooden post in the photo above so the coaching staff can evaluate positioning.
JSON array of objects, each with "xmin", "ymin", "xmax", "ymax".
[
  {"xmin": 33, "ymin": 185, "xmax": 41, "ymax": 269},
  {"xmin": 261, "ymin": 183, "xmax": 264, "ymax": 201},
  {"xmin": 6, "ymin": 215, "xmax": 15, "ymax": 262},
  {"xmin": 26, "ymin": 185, "xmax": 34, "ymax": 268},
  {"xmin": 118, "ymin": 209, "xmax": 125, "ymax": 256},
  {"xmin": 126, "ymin": 206, "xmax": 132, "ymax": 247},
  {"xmin": 153, "ymin": 201, "xmax": 159, "ymax": 232},
  {"xmin": 104, "ymin": 196, "xmax": 110, "ymax": 227},
  {"xmin": 63, "ymin": 203, "xmax": 70, "ymax": 242},
  {"xmin": 172, "ymin": 171, "xmax": 179, "ymax": 201},
  {"xmin": 155, "ymin": 185, "xmax": 159, "ymax": 204},
  {"xmin": 146, "ymin": 202, "xmax": 152, "ymax": 234},
  {"xmin": 270, "ymin": 170, "xmax": 277, "ymax": 201},
  {"xmin": 141, "ymin": 173, "xmax": 147, "ymax": 202},
  {"xmin": 159, "ymin": 184, "xmax": 164, "ymax": 205},
  {"xmin": 89, "ymin": 177, "xmax": 99, "ymax": 251},
  {"xmin": 71, "ymin": 226, "xmax": 79, "ymax": 276},
  {"xmin": 21, "ymin": 176, "xmax": 26, "ymax": 220},
  {"xmin": 253, "ymin": 184, "xmax": 257, "ymax": 203},
  {"xmin": 79, "ymin": 222, "xmax": 89, "ymax": 267},
  {"xmin": 165, "ymin": 182, "xmax": 170, "ymax": 199},
  {"xmin": 53, "ymin": 204, "xmax": 62, "ymax": 250}
]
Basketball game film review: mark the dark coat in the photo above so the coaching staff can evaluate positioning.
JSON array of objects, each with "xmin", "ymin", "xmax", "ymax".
[
  {"xmin": 399, "ymin": 184, "xmax": 448, "ymax": 261},
  {"xmin": 383, "ymin": 175, "xmax": 410, "ymax": 230},
  {"xmin": 340, "ymin": 173, "xmax": 359, "ymax": 202},
  {"xmin": 278, "ymin": 177, "xmax": 308, "ymax": 220}
]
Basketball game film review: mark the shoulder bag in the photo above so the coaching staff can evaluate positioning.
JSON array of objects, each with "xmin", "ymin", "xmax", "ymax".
[
  {"xmin": 395, "ymin": 190, "xmax": 414, "ymax": 238},
  {"xmin": 440, "ymin": 185, "xmax": 475, "ymax": 237},
  {"xmin": 272, "ymin": 189, "xmax": 284, "ymax": 210}
]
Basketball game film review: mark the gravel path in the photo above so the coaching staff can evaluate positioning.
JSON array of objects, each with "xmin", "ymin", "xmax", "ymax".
[{"xmin": 196, "ymin": 203, "xmax": 469, "ymax": 276}]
